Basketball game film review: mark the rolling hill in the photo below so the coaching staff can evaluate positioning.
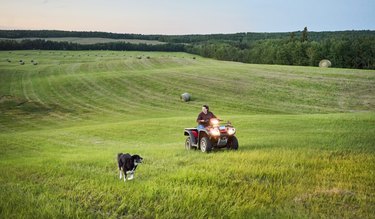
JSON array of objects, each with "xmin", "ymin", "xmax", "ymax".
[{"xmin": 0, "ymin": 50, "xmax": 374, "ymax": 218}]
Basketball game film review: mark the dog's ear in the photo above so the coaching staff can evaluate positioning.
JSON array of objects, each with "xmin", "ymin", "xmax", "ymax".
[{"xmin": 117, "ymin": 153, "xmax": 123, "ymax": 158}]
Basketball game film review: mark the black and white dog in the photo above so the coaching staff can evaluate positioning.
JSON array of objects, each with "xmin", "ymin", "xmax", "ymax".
[{"xmin": 117, "ymin": 153, "xmax": 143, "ymax": 182}]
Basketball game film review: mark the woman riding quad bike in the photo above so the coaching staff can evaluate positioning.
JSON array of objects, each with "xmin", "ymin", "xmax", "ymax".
[{"xmin": 184, "ymin": 118, "xmax": 239, "ymax": 153}]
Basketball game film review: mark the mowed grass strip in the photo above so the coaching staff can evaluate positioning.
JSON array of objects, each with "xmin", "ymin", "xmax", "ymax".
[
  {"xmin": 0, "ymin": 51, "xmax": 375, "ymax": 218},
  {"xmin": 1, "ymin": 51, "xmax": 374, "ymax": 131}
]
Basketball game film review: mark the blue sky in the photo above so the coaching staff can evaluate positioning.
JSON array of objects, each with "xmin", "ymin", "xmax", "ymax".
[{"xmin": 0, "ymin": 0, "xmax": 374, "ymax": 34}]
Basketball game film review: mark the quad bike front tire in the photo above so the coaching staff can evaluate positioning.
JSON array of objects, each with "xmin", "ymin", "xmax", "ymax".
[
  {"xmin": 228, "ymin": 136, "xmax": 239, "ymax": 150},
  {"xmin": 200, "ymin": 137, "xmax": 212, "ymax": 153}
]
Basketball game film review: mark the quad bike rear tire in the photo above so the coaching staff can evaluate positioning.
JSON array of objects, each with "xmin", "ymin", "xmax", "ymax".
[{"xmin": 185, "ymin": 137, "xmax": 192, "ymax": 150}]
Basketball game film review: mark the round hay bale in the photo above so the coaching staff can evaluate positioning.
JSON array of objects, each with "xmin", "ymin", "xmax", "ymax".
[
  {"xmin": 180, "ymin": 93, "xmax": 191, "ymax": 102},
  {"xmin": 319, "ymin": 59, "xmax": 332, "ymax": 68}
]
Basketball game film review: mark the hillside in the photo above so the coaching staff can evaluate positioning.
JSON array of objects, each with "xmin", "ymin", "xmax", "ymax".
[
  {"xmin": 1, "ymin": 50, "xmax": 373, "ymax": 127},
  {"xmin": 0, "ymin": 51, "xmax": 374, "ymax": 218}
]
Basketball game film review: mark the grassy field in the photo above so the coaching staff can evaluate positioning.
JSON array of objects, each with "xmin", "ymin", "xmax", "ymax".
[
  {"xmin": 1, "ymin": 50, "xmax": 374, "ymax": 218},
  {"xmin": 0, "ymin": 37, "xmax": 165, "ymax": 45}
]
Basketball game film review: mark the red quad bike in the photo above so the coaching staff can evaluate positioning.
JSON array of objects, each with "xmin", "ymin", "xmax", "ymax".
[{"xmin": 184, "ymin": 118, "xmax": 239, "ymax": 153}]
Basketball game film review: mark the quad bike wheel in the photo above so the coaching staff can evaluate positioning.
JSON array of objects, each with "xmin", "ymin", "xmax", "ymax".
[
  {"xmin": 200, "ymin": 137, "xmax": 212, "ymax": 153},
  {"xmin": 185, "ymin": 137, "xmax": 192, "ymax": 150},
  {"xmin": 227, "ymin": 136, "xmax": 239, "ymax": 150}
]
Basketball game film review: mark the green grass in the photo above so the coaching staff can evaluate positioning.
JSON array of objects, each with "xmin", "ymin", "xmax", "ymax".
[{"xmin": 1, "ymin": 50, "xmax": 375, "ymax": 218}]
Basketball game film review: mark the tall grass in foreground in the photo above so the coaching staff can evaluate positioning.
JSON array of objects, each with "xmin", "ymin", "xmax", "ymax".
[
  {"xmin": 0, "ymin": 51, "xmax": 374, "ymax": 218},
  {"xmin": 1, "ymin": 114, "xmax": 374, "ymax": 218}
]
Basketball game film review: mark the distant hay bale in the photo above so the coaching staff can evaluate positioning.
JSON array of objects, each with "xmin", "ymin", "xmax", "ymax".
[
  {"xmin": 33, "ymin": 62, "xmax": 38, "ymax": 65},
  {"xmin": 20, "ymin": 62, "xmax": 25, "ymax": 65},
  {"xmin": 137, "ymin": 56, "xmax": 142, "ymax": 59},
  {"xmin": 193, "ymin": 57, "xmax": 196, "ymax": 59},
  {"xmin": 180, "ymin": 93, "xmax": 192, "ymax": 102},
  {"xmin": 319, "ymin": 59, "xmax": 332, "ymax": 68}
]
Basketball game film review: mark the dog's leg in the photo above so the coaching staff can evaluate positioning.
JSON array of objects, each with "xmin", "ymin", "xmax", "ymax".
[
  {"xmin": 128, "ymin": 171, "xmax": 134, "ymax": 180},
  {"xmin": 124, "ymin": 171, "xmax": 127, "ymax": 182},
  {"xmin": 119, "ymin": 169, "xmax": 122, "ymax": 179}
]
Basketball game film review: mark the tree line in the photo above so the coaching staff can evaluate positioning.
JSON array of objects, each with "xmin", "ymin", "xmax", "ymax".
[
  {"xmin": 0, "ymin": 39, "xmax": 184, "ymax": 52},
  {"xmin": 185, "ymin": 35, "xmax": 375, "ymax": 69},
  {"xmin": 1, "ymin": 29, "xmax": 372, "ymax": 43},
  {"xmin": 0, "ymin": 30, "xmax": 161, "ymax": 40},
  {"xmin": 1, "ymin": 29, "xmax": 374, "ymax": 69}
]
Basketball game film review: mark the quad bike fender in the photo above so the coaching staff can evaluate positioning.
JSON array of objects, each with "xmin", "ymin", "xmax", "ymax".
[{"xmin": 184, "ymin": 129, "xmax": 198, "ymax": 144}]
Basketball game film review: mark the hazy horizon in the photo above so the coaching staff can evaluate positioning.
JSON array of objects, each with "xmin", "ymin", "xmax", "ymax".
[{"xmin": 1, "ymin": 0, "xmax": 374, "ymax": 35}]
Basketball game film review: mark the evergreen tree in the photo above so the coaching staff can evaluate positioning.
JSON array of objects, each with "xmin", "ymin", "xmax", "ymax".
[
  {"xmin": 301, "ymin": 27, "xmax": 308, "ymax": 42},
  {"xmin": 289, "ymin": 32, "xmax": 296, "ymax": 41}
]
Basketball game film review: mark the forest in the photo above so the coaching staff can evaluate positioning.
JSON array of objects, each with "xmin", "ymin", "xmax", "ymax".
[{"xmin": 1, "ymin": 28, "xmax": 374, "ymax": 69}]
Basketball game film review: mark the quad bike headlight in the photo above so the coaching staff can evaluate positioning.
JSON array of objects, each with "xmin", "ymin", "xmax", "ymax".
[
  {"xmin": 210, "ymin": 118, "xmax": 219, "ymax": 126},
  {"xmin": 227, "ymin": 128, "xmax": 236, "ymax": 135},
  {"xmin": 210, "ymin": 127, "xmax": 220, "ymax": 136}
]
